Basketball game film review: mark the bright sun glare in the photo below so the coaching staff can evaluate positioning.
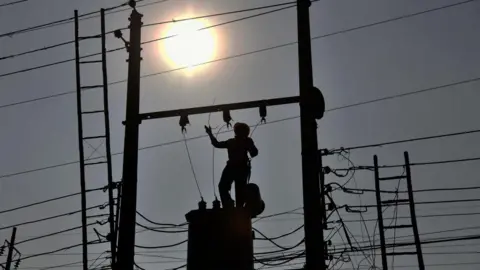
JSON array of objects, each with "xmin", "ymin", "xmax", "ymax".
[{"xmin": 162, "ymin": 18, "xmax": 216, "ymax": 71}]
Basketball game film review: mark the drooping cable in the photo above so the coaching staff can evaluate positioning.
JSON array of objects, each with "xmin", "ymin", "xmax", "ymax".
[
  {"xmin": 212, "ymin": 124, "xmax": 227, "ymax": 199},
  {"xmin": 182, "ymin": 132, "xmax": 203, "ymax": 200},
  {"xmin": 136, "ymin": 210, "xmax": 187, "ymax": 227},
  {"xmin": 135, "ymin": 239, "xmax": 188, "ymax": 249}
]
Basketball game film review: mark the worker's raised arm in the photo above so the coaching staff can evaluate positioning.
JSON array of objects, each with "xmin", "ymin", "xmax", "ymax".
[
  {"xmin": 248, "ymin": 138, "xmax": 258, "ymax": 158},
  {"xmin": 205, "ymin": 126, "xmax": 228, "ymax": 148}
]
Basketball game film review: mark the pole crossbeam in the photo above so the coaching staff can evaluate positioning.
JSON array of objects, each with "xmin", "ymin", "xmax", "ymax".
[{"xmin": 140, "ymin": 96, "xmax": 300, "ymax": 120}]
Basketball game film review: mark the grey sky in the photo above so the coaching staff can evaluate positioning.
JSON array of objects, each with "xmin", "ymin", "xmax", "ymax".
[{"xmin": 1, "ymin": 0, "xmax": 480, "ymax": 269}]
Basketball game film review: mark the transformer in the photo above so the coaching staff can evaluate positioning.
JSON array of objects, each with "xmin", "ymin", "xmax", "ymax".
[{"xmin": 185, "ymin": 207, "xmax": 254, "ymax": 270}]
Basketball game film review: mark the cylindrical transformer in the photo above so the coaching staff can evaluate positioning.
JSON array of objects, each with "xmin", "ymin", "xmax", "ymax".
[{"xmin": 185, "ymin": 207, "xmax": 253, "ymax": 270}]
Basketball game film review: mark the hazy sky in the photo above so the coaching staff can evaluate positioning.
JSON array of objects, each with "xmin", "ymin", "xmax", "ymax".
[{"xmin": 1, "ymin": 0, "xmax": 480, "ymax": 269}]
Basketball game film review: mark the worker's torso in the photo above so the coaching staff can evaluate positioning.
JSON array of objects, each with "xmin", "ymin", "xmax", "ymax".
[{"xmin": 226, "ymin": 138, "xmax": 251, "ymax": 165}]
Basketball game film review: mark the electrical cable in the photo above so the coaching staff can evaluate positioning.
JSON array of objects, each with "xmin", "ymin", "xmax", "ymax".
[
  {"xmin": 343, "ymin": 185, "xmax": 480, "ymax": 194},
  {"xmin": 135, "ymin": 239, "xmax": 188, "ymax": 249},
  {"xmin": 136, "ymin": 222, "xmax": 188, "ymax": 233},
  {"xmin": 134, "ymin": 261, "xmax": 147, "ymax": 270},
  {"xmin": 212, "ymin": 123, "xmax": 227, "ymax": 199},
  {"xmin": 136, "ymin": 210, "xmax": 187, "ymax": 227},
  {"xmin": 0, "ymin": 1, "xmax": 297, "ymax": 61},
  {"xmin": 16, "ymin": 222, "xmax": 97, "ymax": 245},
  {"xmin": 347, "ymin": 198, "xmax": 480, "ymax": 209},
  {"xmin": 0, "ymin": 0, "xmax": 27, "ymax": 8},
  {"xmin": 0, "ymin": 203, "xmax": 106, "ymax": 231},
  {"xmin": 0, "ymin": 3, "xmax": 297, "ymax": 79},
  {"xmin": 253, "ymin": 228, "xmax": 298, "ymax": 250},
  {"xmin": 166, "ymin": 263, "xmax": 187, "ymax": 270},
  {"xmin": 0, "ymin": 240, "xmax": 108, "ymax": 266},
  {"xmin": 330, "ymin": 128, "xmax": 480, "ymax": 152},
  {"xmin": 0, "ymin": 116, "xmax": 299, "ymax": 180},
  {"xmin": 337, "ymin": 211, "xmax": 480, "ymax": 223},
  {"xmin": 0, "ymin": 0, "xmax": 470, "ymax": 80},
  {"xmin": 3, "ymin": 29, "xmax": 480, "ymax": 112},
  {"xmin": 0, "ymin": 0, "xmax": 135, "ymax": 39},
  {"xmin": 0, "ymin": 186, "xmax": 105, "ymax": 215},
  {"xmin": 334, "ymin": 155, "xmax": 480, "ymax": 172},
  {"xmin": 254, "ymin": 225, "xmax": 304, "ymax": 241},
  {"xmin": 182, "ymin": 132, "xmax": 203, "ymax": 200}
]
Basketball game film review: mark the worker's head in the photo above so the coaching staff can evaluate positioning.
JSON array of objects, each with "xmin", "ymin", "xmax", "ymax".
[{"xmin": 234, "ymin": 122, "xmax": 250, "ymax": 138}]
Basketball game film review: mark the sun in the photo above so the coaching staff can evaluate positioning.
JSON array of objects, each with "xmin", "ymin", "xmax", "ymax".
[{"xmin": 161, "ymin": 18, "xmax": 216, "ymax": 72}]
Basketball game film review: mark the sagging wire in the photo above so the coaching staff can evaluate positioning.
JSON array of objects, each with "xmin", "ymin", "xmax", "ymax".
[
  {"xmin": 182, "ymin": 132, "xmax": 203, "ymax": 201},
  {"xmin": 207, "ymin": 98, "xmax": 218, "ymax": 200},
  {"xmin": 212, "ymin": 123, "xmax": 227, "ymax": 200},
  {"xmin": 326, "ymin": 192, "xmax": 374, "ymax": 267},
  {"xmin": 338, "ymin": 150, "xmax": 375, "ymax": 263}
]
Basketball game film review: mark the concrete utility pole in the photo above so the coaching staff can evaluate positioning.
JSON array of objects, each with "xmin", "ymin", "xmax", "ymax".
[
  {"xmin": 116, "ymin": 7, "xmax": 143, "ymax": 270},
  {"xmin": 5, "ymin": 227, "xmax": 17, "ymax": 270},
  {"xmin": 296, "ymin": 0, "xmax": 326, "ymax": 269}
]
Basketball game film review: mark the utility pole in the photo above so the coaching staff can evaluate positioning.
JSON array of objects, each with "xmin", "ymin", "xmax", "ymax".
[
  {"xmin": 5, "ymin": 228, "xmax": 17, "ymax": 270},
  {"xmin": 296, "ymin": 0, "xmax": 325, "ymax": 269},
  {"xmin": 116, "ymin": 6, "xmax": 143, "ymax": 270}
]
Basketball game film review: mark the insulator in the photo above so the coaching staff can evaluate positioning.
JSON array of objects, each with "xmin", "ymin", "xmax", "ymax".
[
  {"xmin": 14, "ymin": 259, "xmax": 20, "ymax": 269},
  {"xmin": 325, "ymin": 184, "xmax": 333, "ymax": 193},
  {"xmin": 259, "ymin": 104, "xmax": 267, "ymax": 123},
  {"xmin": 0, "ymin": 245, "xmax": 5, "ymax": 256},
  {"xmin": 179, "ymin": 115, "xmax": 190, "ymax": 133},
  {"xmin": 128, "ymin": 0, "xmax": 137, "ymax": 8},
  {"xmin": 114, "ymin": 30, "xmax": 123, "ymax": 39},
  {"xmin": 222, "ymin": 110, "xmax": 232, "ymax": 128},
  {"xmin": 323, "ymin": 166, "xmax": 332, "ymax": 174},
  {"xmin": 198, "ymin": 200, "xmax": 207, "ymax": 210}
]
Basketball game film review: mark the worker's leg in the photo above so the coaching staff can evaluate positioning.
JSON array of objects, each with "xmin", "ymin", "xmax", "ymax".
[
  {"xmin": 219, "ymin": 164, "xmax": 235, "ymax": 208},
  {"xmin": 234, "ymin": 165, "xmax": 250, "ymax": 208}
]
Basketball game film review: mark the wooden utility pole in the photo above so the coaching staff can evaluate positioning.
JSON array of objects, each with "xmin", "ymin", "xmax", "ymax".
[
  {"xmin": 116, "ymin": 7, "xmax": 143, "ymax": 270},
  {"xmin": 296, "ymin": 0, "xmax": 326, "ymax": 269},
  {"xmin": 5, "ymin": 227, "xmax": 17, "ymax": 270}
]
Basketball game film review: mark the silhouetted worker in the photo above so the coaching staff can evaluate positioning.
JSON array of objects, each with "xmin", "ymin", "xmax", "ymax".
[{"xmin": 205, "ymin": 123, "xmax": 258, "ymax": 208}]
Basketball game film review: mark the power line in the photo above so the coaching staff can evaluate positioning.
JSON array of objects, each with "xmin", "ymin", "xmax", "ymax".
[
  {"xmin": 16, "ymin": 222, "xmax": 97, "ymax": 245},
  {"xmin": 342, "ymin": 185, "xmax": 480, "ymax": 194},
  {"xmin": 334, "ymin": 155, "xmax": 480, "ymax": 171},
  {"xmin": 347, "ymin": 198, "xmax": 480, "ymax": 209},
  {"xmin": 330, "ymin": 128, "xmax": 480, "ymax": 152},
  {"xmin": 182, "ymin": 133, "xmax": 203, "ymax": 200},
  {"xmin": 136, "ymin": 210, "xmax": 187, "ymax": 227},
  {"xmin": 0, "ymin": 203, "xmax": 106, "ymax": 231},
  {"xmin": 135, "ymin": 222, "xmax": 188, "ymax": 233},
  {"xmin": 0, "ymin": 186, "xmax": 105, "ymax": 215},
  {"xmin": 0, "ymin": 0, "xmax": 133, "ymax": 39},
  {"xmin": 1, "ymin": 0, "xmax": 472, "ymax": 80},
  {"xmin": 0, "ymin": 116, "xmax": 299, "ymax": 180},
  {"xmin": 0, "ymin": 0, "xmax": 27, "ymax": 8},
  {"xmin": 0, "ymin": 1, "xmax": 297, "ymax": 61},
  {"xmin": 0, "ymin": 3, "xmax": 297, "ymax": 79},
  {"xmin": 1, "ymin": 0, "xmax": 478, "ymax": 109},
  {"xmin": 4, "ymin": 68, "xmax": 480, "ymax": 179},
  {"xmin": 13, "ymin": 240, "xmax": 108, "ymax": 263},
  {"xmin": 135, "ymin": 239, "xmax": 188, "ymax": 249}
]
